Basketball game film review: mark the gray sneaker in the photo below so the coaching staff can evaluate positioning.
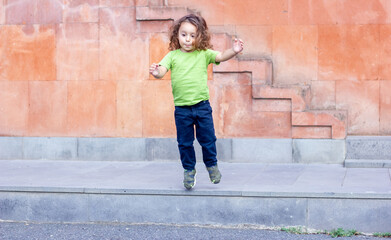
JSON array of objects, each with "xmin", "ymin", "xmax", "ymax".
[
  {"xmin": 183, "ymin": 169, "xmax": 196, "ymax": 190},
  {"xmin": 206, "ymin": 165, "xmax": 222, "ymax": 184}
]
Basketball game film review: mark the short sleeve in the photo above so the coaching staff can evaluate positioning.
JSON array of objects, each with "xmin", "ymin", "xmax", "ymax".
[
  {"xmin": 159, "ymin": 51, "xmax": 173, "ymax": 70},
  {"xmin": 205, "ymin": 49, "xmax": 220, "ymax": 65}
]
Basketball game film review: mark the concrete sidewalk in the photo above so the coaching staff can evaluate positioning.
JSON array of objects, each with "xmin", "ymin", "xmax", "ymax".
[{"xmin": 0, "ymin": 160, "xmax": 390, "ymax": 232}]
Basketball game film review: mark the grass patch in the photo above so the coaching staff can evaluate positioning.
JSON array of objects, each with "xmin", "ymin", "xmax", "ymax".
[
  {"xmin": 281, "ymin": 226, "xmax": 306, "ymax": 234},
  {"xmin": 374, "ymin": 232, "xmax": 391, "ymax": 238},
  {"xmin": 328, "ymin": 228, "xmax": 358, "ymax": 238},
  {"xmin": 280, "ymin": 226, "xmax": 361, "ymax": 238}
]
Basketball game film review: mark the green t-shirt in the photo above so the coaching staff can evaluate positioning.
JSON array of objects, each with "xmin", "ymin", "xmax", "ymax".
[{"xmin": 159, "ymin": 49, "xmax": 220, "ymax": 106}]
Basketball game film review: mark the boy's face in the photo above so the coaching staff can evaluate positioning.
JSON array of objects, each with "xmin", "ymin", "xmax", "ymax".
[{"xmin": 178, "ymin": 21, "xmax": 197, "ymax": 52}]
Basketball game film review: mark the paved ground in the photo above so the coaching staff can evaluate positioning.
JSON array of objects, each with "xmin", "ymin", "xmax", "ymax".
[
  {"xmin": 0, "ymin": 160, "xmax": 390, "ymax": 197},
  {"xmin": 0, "ymin": 221, "xmax": 384, "ymax": 240},
  {"xmin": 0, "ymin": 160, "xmax": 390, "ymax": 234}
]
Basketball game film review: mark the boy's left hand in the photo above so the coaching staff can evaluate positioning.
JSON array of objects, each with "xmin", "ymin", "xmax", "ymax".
[{"xmin": 233, "ymin": 38, "xmax": 244, "ymax": 54}]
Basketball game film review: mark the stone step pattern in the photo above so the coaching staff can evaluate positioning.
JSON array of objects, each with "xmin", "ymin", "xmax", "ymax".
[{"xmin": 136, "ymin": 4, "xmax": 347, "ymax": 140}]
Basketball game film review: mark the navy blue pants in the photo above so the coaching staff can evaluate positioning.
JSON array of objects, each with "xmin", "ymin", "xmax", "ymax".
[{"xmin": 174, "ymin": 100, "xmax": 217, "ymax": 171}]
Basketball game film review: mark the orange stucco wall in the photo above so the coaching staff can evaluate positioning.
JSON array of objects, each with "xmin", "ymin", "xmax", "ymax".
[{"xmin": 0, "ymin": 0, "xmax": 390, "ymax": 139}]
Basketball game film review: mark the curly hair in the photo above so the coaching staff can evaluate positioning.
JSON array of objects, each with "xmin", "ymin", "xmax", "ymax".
[{"xmin": 168, "ymin": 14, "xmax": 213, "ymax": 51}]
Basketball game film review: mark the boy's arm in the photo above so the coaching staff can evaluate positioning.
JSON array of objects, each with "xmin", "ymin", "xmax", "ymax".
[
  {"xmin": 215, "ymin": 38, "xmax": 244, "ymax": 63},
  {"xmin": 149, "ymin": 63, "xmax": 168, "ymax": 79}
]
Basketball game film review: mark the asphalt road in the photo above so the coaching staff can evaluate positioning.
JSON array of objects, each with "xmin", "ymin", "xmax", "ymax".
[{"xmin": 0, "ymin": 222, "xmax": 384, "ymax": 240}]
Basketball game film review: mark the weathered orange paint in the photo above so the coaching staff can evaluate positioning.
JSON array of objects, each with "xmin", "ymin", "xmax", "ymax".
[
  {"xmin": 29, "ymin": 81, "xmax": 68, "ymax": 136},
  {"xmin": 0, "ymin": 1, "xmax": 390, "ymax": 138},
  {"xmin": 67, "ymin": 81, "xmax": 117, "ymax": 137},
  {"xmin": 1, "ymin": 25, "xmax": 56, "ymax": 81},
  {"xmin": 0, "ymin": 81, "xmax": 29, "ymax": 136},
  {"xmin": 380, "ymin": 81, "xmax": 391, "ymax": 134}
]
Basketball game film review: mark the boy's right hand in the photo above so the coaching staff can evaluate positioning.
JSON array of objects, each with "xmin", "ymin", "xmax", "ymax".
[{"xmin": 149, "ymin": 63, "xmax": 160, "ymax": 77}]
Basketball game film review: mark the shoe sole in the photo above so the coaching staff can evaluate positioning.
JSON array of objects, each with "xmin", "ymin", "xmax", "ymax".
[
  {"xmin": 210, "ymin": 172, "xmax": 221, "ymax": 184},
  {"xmin": 211, "ymin": 178, "xmax": 220, "ymax": 184},
  {"xmin": 211, "ymin": 175, "xmax": 221, "ymax": 184}
]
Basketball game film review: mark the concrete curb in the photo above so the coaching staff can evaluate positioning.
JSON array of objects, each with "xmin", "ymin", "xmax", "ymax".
[
  {"xmin": 345, "ymin": 159, "xmax": 391, "ymax": 168},
  {"xmin": 1, "ymin": 190, "xmax": 390, "ymax": 232},
  {"xmin": 0, "ymin": 137, "xmax": 346, "ymax": 164},
  {"xmin": 0, "ymin": 160, "xmax": 390, "ymax": 232},
  {"xmin": 1, "ymin": 186, "xmax": 391, "ymax": 199}
]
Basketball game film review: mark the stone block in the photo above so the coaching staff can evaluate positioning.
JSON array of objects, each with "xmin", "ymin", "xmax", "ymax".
[
  {"xmin": 337, "ymin": 0, "xmax": 388, "ymax": 24},
  {"xmin": 99, "ymin": 8, "xmax": 148, "ymax": 80},
  {"xmin": 239, "ymin": 60, "xmax": 272, "ymax": 85},
  {"xmin": 28, "ymin": 81, "xmax": 68, "ymax": 136},
  {"xmin": 23, "ymin": 137, "xmax": 77, "ymax": 160},
  {"xmin": 213, "ymin": 58, "xmax": 272, "ymax": 85},
  {"xmin": 146, "ymin": 138, "xmax": 232, "ymax": 162},
  {"xmin": 5, "ymin": 0, "xmax": 62, "ymax": 24},
  {"xmin": 88, "ymin": 194, "xmax": 306, "ymax": 226},
  {"xmin": 149, "ymin": 33, "xmax": 171, "ymax": 80},
  {"xmin": 232, "ymin": 139, "xmax": 292, "ymax": 163},
  {"xmin": 380, "ymin": 81, "xmax": 391, "ymax": 134},
  {"xmin": 56, "ymin": 23, "xmax": 100, "ymax": 81},
  {"xmin": 380, "ymin": 25, "xmax": 391, "ymax": 80},
  {"xmin": 27, "ymin": 193, "xmax": 89, "ymax": 222},
  {"xmin": 62, "ymin": 0, "xmax": 99, "ymax": 23},
  {"xmin": 0, "ymin": 82, "xmax": 28, "ymax": 136},
  {"xmin": 252, "ymin": 99, "xmax": 291, "ymax": 112},
  {"xmin": 310, "ymin": 81, "xmax": 336, "ymax": 110},
  {"xmin": 319, "ymin": 25, "xmax": 379, "ymax": 81},
  {"xmin": 344, "ymin": 159, "xmax": 391, "ymax": 168},
  {"xmin": 223, "ymin": 0, "xmax": 288, "ymax": 25},
  {"xmin": 146, "ymin": 138, "xmax": 179, "ymax": 161},
  {"xmin": 116, "ymin": 81, "xmax": 143, "ymax": 137},
  {"xmin": 346, "ymin": 136, "xmax": 391, "ymax": 159},
  {"xmin": 215, "ymin": 139, "xmax": 232, "ymax": 162},
  {"xmin": 252, "ymin": 85, "xmax": 309, "ymax": 112},
  {"xmin": 78, "ymin": 138, "xmax": 146, "ymax": 161},
  {"xmin": 0, "ymin": 25, "xmax": 56, "ymax": 81},
  {"xmin": 336, "ymin": 81, "xmax": 380, "ymax": 135},
  {"xmin": 148, "ymin": 0, "xmax": 164, "ymax": 6},
  {"xmin": 142, "ymin": 81, "xmax": 176, "ymax": 137},
  {"xmin": 293, "ymin": 139, "xmax": 345, "ymax": 164},
  {"xmin": 235, "ymin": 25, "xmax": 272, "ymax": 58},
  {"xmin": 34, "ymin": 0, "xmax": 63, "ymax": 24},
  {"xmin": 100, "ymin": 7, "xmax": 137, "ymax": 37},
  {"xmin": 219, "ymin": 85, "xmax": 291, "ymax": 138},
  {"xmin": 137, "ymin": 20, "xmax": 172, "ymax": 33},
  {"xmin": 308, "ymin": 198, "xmax": 391, "ymax": 232},
  {"xmin": 194, "ymin": 138, "xmax": 232, "ymax": 163},
  {"xmin": 288, "ymin": 0, "xmax": 338, "ymax": 25},
  {"xmin": 100, "ymin": 0, "xmax": 135, "ymax": 7},
  {"xmin": 292, "ymin": 111, "xmax": 347, "ymax": 139},
  {"xmin": 343, "ymin": 168, "xmax": 391, "ymax": 189},
  {"xmin": 0, "ymin": 137, "xmax": 23, "ymax": 160},
  {"xmin": 136, "ymin": 6, "xmax": 187, "ymax": 21},
  {"xmin": 211, "ymin": 33, "xmax": 231, "ymax": 51},
  {"xmin": 272, "ymin": 25, "xmax": 318, "ymax": 85},
  {"xmin": 292, "ymin": 126, "xmax": 331, "ymax": 139},
  {"xmin": 0, "ymin": 1, "xmax": 4, "ymax": 25},
  {"xmin": 135, "ymin": 0, "xmax": 148, "ymax": 6},
  {"xmin": 0, "ymin": 193, "xmax": 29, "ymax": 221},
  {"xmin": 67, "ymin": 81, "xmax": 117, "ymax": 137},
  {"xmin": 167, "ymin": 0, "xmax": 225, "ymax": 25}
]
